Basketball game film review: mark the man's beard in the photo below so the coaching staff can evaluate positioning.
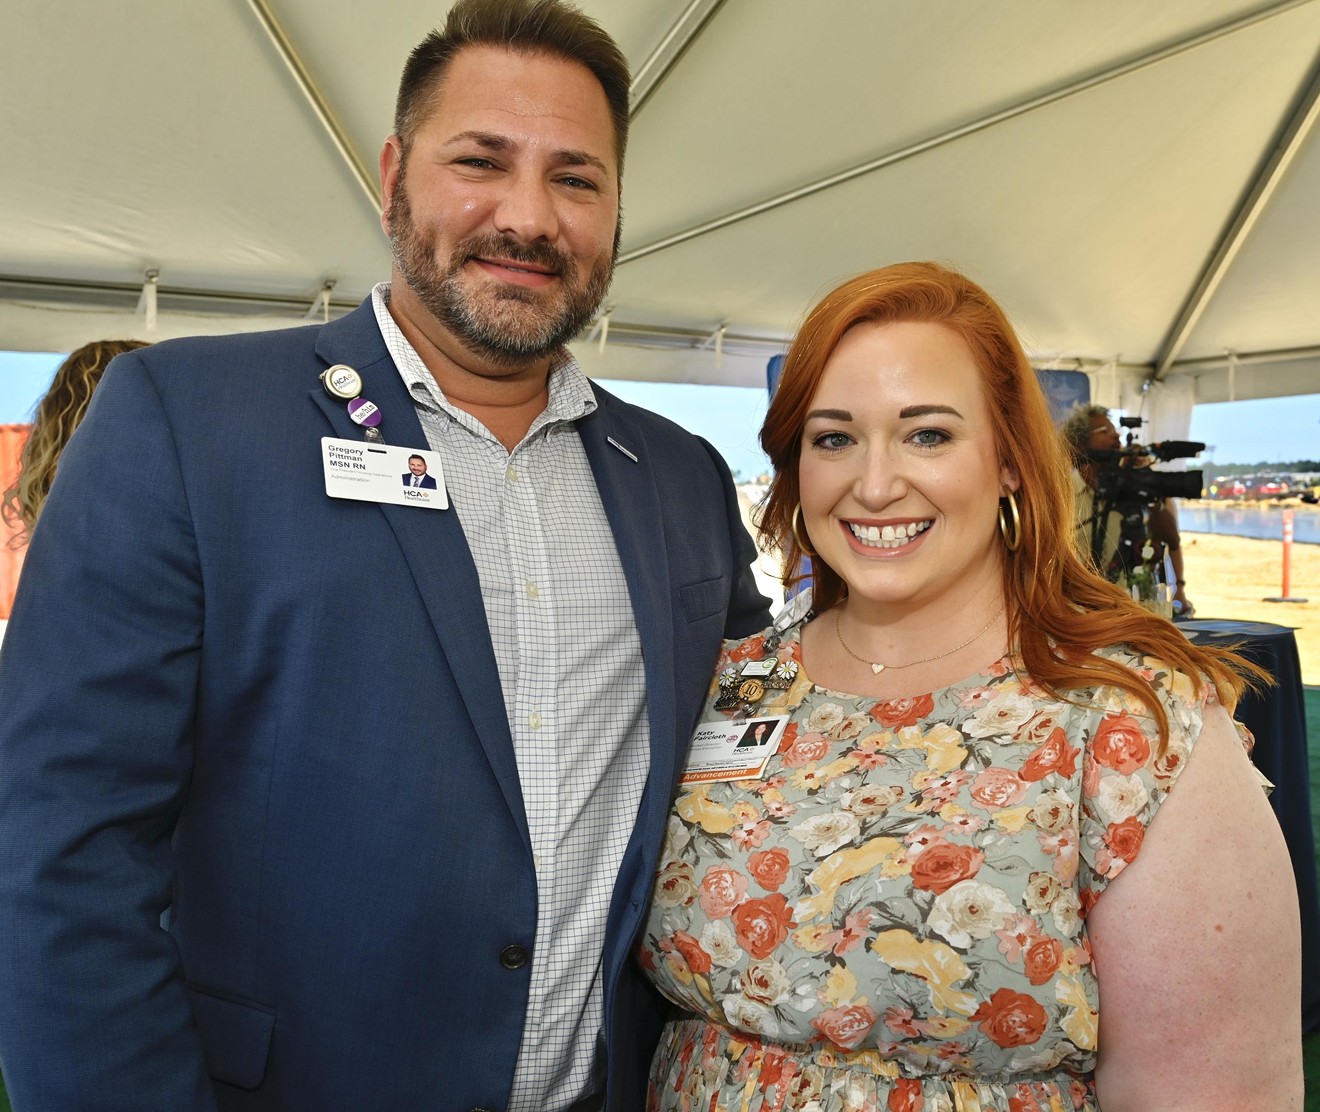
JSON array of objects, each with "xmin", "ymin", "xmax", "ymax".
[{"xmin": 387, "ymin": 172, "xmax": 616, "ymax": 365}]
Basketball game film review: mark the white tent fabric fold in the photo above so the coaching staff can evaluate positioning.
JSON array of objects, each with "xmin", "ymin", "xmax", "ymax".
[{"xmin": 3, "ymin": 0, "xmax": 1319, "ymax": 420}]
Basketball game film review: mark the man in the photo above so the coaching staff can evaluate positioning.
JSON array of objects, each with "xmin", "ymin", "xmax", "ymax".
[
  {"xmin": 403, "ymin": 453, "xmax": 437, "ymax": 488},
  {"xmin": 1061, "ymin": 403, "xmax": 1194, "ymax": 615},
  {"xmin": 0, "ymin": 2, "xmax": 769, "ymax": 1109}
]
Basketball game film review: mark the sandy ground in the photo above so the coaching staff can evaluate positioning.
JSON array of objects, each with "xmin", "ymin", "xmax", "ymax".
[{"xmin": 1180, "ymin": 531, "xmax": 1320, "ymax": 686}]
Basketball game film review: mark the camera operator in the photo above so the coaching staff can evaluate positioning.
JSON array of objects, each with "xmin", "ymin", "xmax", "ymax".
[{"xmin": 1061, "ymin": 404, "xmax": 1197, "ymax": 617}]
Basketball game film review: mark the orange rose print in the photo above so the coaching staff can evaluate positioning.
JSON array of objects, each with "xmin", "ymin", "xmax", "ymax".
[
  {"xmin": 670, "ymin": 930, "xmax": 712, "ymax": 975},
  {"xmin": 698, "ymin": 864, "xmax": 748, "ymax": 919},
  {"xmin": 747, "ymin": 847, "xmax": 791, "ymax": 891},
  {"xmin": 870, "ymin": 692, "xmax": 935, "ymax": 729},
  {"xmin": 1023, "ymin": 936, "xmax": 1063, "ymax": 985},
  {"xmin": 969, "ymin": 766, "xmax": 1028, "ymax": 809},
  {"xmin": 1091, "ymin": 712, "xmax": 1152, "ymax": 774},
  {"xmin": 810, "ymin": 1002, "xmax": 878, "ymax": 1050},
  {"xmin": 1103, "ymin": 816, "xmax": 1145, "ymax": 864},
  {"xmin": 776, "ymin": 722, "xmax": 799, "ymax": 754},
  {"xmin": 732, "ymin": 894, "xmax": 796, "ymax": 959},
  {"xmin": 888, "ymin": 1078, "xmax": 924, "ymax": 1112},
  {"xmin": 781, "ymin": 733, "xmax": 831, "ymax": 768},
  {"xmin": 728, "ymin": 635, "xmax": 766, "ymax": 662},
  {"xmin": 909, "ymin": 842, "xmax": 985, "ymax": 895},
  {"xmin": 971, "ymin": 988, "xmax": 1047, "ymax": 1047},
  {"xmin": 1019, "ymin": 727, "xmax": 1080, "ymax": 782}
]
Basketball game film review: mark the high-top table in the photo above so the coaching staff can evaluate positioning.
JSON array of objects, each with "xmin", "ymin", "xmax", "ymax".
[{"xmin": 1179, "ymin": 618, "xmax": 1320, "ymax": 1032}]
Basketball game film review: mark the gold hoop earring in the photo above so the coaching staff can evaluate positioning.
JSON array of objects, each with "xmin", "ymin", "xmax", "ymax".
[
  {"xmin": 791, "ymin": 503, "xmax": 817, "ymax": 558},
  {"xmin": 998, "ymin": 490, "xmax": 1022, "ymax": 552}
]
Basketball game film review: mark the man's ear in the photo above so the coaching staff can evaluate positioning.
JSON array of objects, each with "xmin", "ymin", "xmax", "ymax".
[{"xmin": 379, "ymin": 136, "xmax": 404, "ymax": 236}]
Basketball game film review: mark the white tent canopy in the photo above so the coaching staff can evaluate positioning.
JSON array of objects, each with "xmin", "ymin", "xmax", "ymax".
[{"xmin": 4, "ymin": 0, "xmax": 1320, "ymax": 431}]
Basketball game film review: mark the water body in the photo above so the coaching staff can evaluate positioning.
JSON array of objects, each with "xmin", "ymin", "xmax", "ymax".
[{"xmin": 1178, "ymin": 503, "xmax": 1320, "ymax": 545}]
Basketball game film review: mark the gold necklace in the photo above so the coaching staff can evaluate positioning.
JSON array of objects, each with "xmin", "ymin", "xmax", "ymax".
[{"xmin": 834, "ymin": 604, "xmax": 1006, "ymax": 674}]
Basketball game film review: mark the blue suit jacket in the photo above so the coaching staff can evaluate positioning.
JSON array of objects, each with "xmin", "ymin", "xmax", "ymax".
[
  {"xmin": 402, "ymin": 473, "xmax": 437, "ymax": 489},
  {"xmin": 0, "ymin": 300, "xmax": 770, "ymax": 1110}
]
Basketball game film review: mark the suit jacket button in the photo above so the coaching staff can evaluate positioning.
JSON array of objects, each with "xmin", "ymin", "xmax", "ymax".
[{"xmin": 500, "ymin": 944, "xmax": 529, "ymax": 970}]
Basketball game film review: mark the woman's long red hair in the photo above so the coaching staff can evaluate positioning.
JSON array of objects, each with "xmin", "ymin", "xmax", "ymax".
[{"xmin": 759, "ymin": 262, "xmax": 1258, "ymax": 743}]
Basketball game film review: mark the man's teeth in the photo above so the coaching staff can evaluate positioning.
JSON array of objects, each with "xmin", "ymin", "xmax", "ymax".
[{"xmin": 848, "ymin": 521, "xmax": 932, "ymax": 548}]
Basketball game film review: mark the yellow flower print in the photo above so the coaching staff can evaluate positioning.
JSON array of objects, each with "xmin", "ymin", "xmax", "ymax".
[
  {"xmin": 820, "ymin": 965, "xmax": 858, "ymax": 1008},
  {"xmin": 894, "ymin": 722, "xmax": 967, "ymax": 775},
  {"xmin": 869, "ymin": 929, "xmax": 977, "ymax": 1016},
  {"xmin": 792, "ymin": 923, "xmax": 837, "ymax": 954},
  {"xmin": 731, "ymin": 799, "xmax": 761, "ymax": 824},
  {"xmin": 1056, "ymin": 976, "xmax": 1098, "ymax": 1049},
  {"xmin": 816, "ymin": 755, "xmax": 860, "ymax": 783},
  {"xmin": 857, "ymin": 729, "xmax": 894, "ymax": 752},
  {"xmin": 798, "ymin": 837, "xmax": 904, "ymax": 921},
  {"xmin": 1059, "ymin": 944, "xmax": 1091, "ymax": 978},
  {"xmin": 675, "ymin": 786, "xmax": 737, "ymax": 835},
  {"xmin": 951, "ymin": 1080, "xmax": 985, "ymax": 1111},
  {"xmin": 992, "ymin": 805, "xmax": 1033, "ymax": 833},
  {"xmin": 915, "ymin": 1014, "xmax": 971, "ymax": 1038}
]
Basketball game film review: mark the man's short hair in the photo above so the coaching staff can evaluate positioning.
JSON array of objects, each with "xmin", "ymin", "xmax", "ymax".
[
  {"xmin": 1060, "ymin": 403, "xmax": 1110, "ymax": 464},
  {"xmin": 394, "ymin": 0, "xmax": 631, "ymax": 172},
  {"xmin": 408, "ymin": 454, "xmax": 427, "ymax": 465}
]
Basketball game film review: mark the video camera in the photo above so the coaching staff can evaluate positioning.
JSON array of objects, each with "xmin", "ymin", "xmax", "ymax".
[
  {"xmin": 1081, "ymin": 416, "xmax": 1205, "ymax": 578},
  {"xmin": 1084, "ymin": 417, "xmax": 1205, "ymax": 504}
]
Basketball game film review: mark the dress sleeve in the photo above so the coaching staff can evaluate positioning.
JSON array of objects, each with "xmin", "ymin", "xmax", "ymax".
[{"xmin": 1076, "ymin": 657, "xmax": 1210, "ymax": 916}]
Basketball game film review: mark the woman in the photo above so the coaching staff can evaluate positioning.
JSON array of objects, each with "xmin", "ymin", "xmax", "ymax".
[
  {"xmin": 640, "ymin": 263, "xmax": 1300, "ymax": 1109},
  {"xmin": 3, "ymin": 339, "xmax": 148, "ymax": 540}
]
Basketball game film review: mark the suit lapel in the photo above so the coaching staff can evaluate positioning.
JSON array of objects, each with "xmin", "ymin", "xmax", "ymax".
[
  {"xmin": 578, "ymin": 397, "xmax": 678, "ymax": 843},
  {"xmin": 309, "ymin": 304, "xmax": 527, "ymax": 840}
]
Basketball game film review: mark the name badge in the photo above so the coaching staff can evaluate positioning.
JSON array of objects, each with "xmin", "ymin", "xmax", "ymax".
[
  {"xmin": 681, "ymin": 715, "xmax": 789, "ymax": 785},
  {"xmin": 321, "ymin": 438, "xmax": 449, "ymax": 509}
]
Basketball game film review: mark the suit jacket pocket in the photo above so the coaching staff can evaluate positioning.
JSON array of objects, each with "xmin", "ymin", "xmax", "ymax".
[
  {"xmin": 679, "ymin": 575, "xmax": 728, "ymax": 624},
  {"xmin": 186, "ymin": 982, "xmax": 276, "ymax": 1091}
]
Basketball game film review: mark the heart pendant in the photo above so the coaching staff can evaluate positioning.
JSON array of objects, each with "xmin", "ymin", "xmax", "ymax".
[{"xmin": 871, "ymin": 662, "xmax": 885, "ymax": 674}]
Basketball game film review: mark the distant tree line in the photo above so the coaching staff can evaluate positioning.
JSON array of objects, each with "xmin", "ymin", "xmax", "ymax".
[{"xmin": 1205, "ymin": 460, "xmax": 1320, "ymax": 476}]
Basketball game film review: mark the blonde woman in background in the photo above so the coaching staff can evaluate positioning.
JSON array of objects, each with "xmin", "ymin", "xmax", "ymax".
[{"xmin": 3, "ymin": 339, "xmax": 148, "ymax": 541}]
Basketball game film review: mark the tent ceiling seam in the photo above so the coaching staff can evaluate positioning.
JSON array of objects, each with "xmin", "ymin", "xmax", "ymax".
[
  {"xmin": 616, "ymin": 0, "xmax": 1319, "ymax": 267},
  {"xmin": 245, "ymin": 0, "xmax": 383, "ymax": 216},
  {"xmin": 1151, "ymin": 42, "xmax": 1320, "ymax": 380},
  {"xmin": 629, "ymin": 0, "xmax": 728, "ymax": 119}
]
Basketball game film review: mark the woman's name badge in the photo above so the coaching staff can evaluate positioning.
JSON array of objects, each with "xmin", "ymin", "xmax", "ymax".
[
  {"xmin": 321, "ymin": 438, "xmax": 449, "ymax": 509},
  {"xmin": 681, "ymin": 714, "xmax": 789, "ymax": 785}
]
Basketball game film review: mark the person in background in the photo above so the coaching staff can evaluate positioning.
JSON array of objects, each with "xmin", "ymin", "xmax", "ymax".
[
  {"xmin": 1, "ymin": 338, "xmax": 148, "ymax": 541},
  {"xmin": 639, "ymin": 262, "xmax": 1299, "ymax": 1110},
  {"xmin": 0, "ymin": 1, "xmax": 769, "ymax": 1109},
  {"xmin": 1061, "ymin": 402, "xmax": 1194, "ymax": 616}
]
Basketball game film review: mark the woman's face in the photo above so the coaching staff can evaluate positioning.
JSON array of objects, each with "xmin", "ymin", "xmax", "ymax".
[{"xmin": 797, "ymin": 320, "xmax": 1015, "ymax": 615}]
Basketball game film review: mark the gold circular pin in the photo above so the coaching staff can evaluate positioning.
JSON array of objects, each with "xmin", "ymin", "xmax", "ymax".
[{"xmin": 738, "ymin": 678, "xmax": 766, "ymax": 703}]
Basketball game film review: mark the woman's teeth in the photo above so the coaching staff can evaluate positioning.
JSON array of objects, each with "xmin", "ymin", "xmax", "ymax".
[{"xmin": 848, "ymin": 520, "xmax": 932, "ymax": 549}]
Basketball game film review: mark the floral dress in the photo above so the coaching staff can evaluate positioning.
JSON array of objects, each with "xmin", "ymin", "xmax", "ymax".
[{"xmin": 639, "ymin": 612, "xmax": 1217, "ymax": 1112}]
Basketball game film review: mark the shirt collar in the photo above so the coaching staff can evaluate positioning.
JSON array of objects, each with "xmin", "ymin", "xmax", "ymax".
[{"xmin": 370, "ymin": 281, "xmax": 597, "ymax": 427}]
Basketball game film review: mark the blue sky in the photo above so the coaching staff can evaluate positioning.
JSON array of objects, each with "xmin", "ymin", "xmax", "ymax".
[{"xmin": 2, "ymin": 350, "xmax": 1317, "ymax": 478}]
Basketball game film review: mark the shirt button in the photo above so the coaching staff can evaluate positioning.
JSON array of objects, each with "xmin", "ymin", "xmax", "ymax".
[
  {"xmin": 525, "ymin": 582, "xmax": 539, "ymax": 599},
  {"xmin": 506, "ymin": 466, "xmax": 518, "ymax": 482},
  {"xmin": 528, "ymin": 712, "xmax": 542, "ymax": 730},
  {"xmin": 500, "ymin": 944, "xmax": 530, "ymax": 970}
]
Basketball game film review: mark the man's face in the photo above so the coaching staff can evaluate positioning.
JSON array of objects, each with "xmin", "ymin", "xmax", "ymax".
[
  {"xmin": 380, "ymin": 45, "xmax": 620, "ymax": 366},
  {"xmin": 1086, "ymin": 414, "xmax": 1121, "ymax": 453},
  {"xmin": 408, "ymin": 457, "xmax": 427, "ymax": 477}
]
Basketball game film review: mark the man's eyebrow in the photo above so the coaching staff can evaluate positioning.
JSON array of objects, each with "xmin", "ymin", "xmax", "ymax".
[
  {"xmin": 804, "ymin": 408, "xmax": 852, "ymax": 422},
  {"xmin": 443, "ymin": 130, "xmax": 610, "ymax": 177},
  {"xmin": 899, "ymin": 404, "xmax": 963, "ymax": 419}
]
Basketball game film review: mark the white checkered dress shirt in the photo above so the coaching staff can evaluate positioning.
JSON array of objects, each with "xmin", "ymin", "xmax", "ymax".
[{"xmin": 372, "ymin": 285, "xmax": 650, "ymax": 1110}]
